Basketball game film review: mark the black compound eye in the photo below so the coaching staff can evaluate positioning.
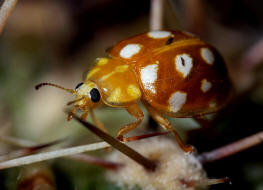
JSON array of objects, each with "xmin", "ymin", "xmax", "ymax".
[
  {"xmin": 90, "ymin": 88, "xmax": 100, "ymax": 102},
  {"xmin": 75, "ymin": 82, "xmax": 83, "ymax": 90}
]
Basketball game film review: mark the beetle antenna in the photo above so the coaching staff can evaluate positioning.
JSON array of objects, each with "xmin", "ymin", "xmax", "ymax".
[
  {"xmin": 35, "ymin": 82, "xmax": 76, "ymax": 94},
  {"xmin": 67, "ymin": 97, "xmax": 84, "ymax": 106}
]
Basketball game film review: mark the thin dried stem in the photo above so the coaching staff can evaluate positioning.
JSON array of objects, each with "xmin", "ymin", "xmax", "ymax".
[
  {"xmin": 0, "ymin": 138, "xmax": 65, "ymax": 161},
  {"xmin": 199, "ymin": 131, "xmax": 263, "ymax": 164},
  {"xmin": 0, "ymin": 150, "xmax": 29, "ymax": 162},
  {"xmin": 180, "ymin": 177, "xmax": 230, "ymax": 187},
  {"xmin": 0, "ymin": 135, "xmax": 121, "ymax": 170},
  {"xmin": 150, "ymin": 0, "xmax": 164, "ymax": 30},
  {"xmin": 68, "ymin": 154, "xmax": 123, "ymax": 170},
  {"xmin": 0, "ymin": 141, "xmax": 110, "ymax": 170},
  {"xmin": 0, "ymin": 125, "xmax": 171, "ymax": 170},
  {"xmin": 181, "ymin": 0, "xmax": 206, "ymax": 36},
  {"xmin": 240, "ymin": 37, "xmax": 263, "ymax": 70},
  {"xmin": 17, "ymin": 163, "xmax": 56, "ymax": 190},
  {"xmin": 0, "ymin": 135, "xmax": 36, "ymax": 147},
  {"xmin": 0, "ymin": 0, "xmax": 18, "ymax": 34},
  {"xmin": 74, "ymin": 115, "xmax": 157, "ymax": 171}
]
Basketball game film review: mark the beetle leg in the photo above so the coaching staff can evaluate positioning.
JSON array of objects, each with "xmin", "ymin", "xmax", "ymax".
[
  {"xmin": 193, "ymin": 115, "xmax": 211, "ymax": 129},
  {"xmin": 144, "ymin": 103, "xmax": 194, "ymax": 152},
  {"xmin": 117, "ymin": 103, "xmax": 144, "ymax": 142},
  {"xmin": 68, "ymin": 107, "xmax": 77, "ymax": 121},
  {"xmin": 80, "ymin": 110, "xmax": 89, "ymax": 121},
  {"xmin": 89, "ymin": 109, "xmax": 108, "ymax": 133},
  {"xmin": 89, "ymin": 109, "xmax": 111, "ymax": 152}
]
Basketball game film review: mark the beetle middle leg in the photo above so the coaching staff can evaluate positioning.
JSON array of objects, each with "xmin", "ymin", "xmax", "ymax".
[
  {"xmin": 144, "ymin": 103, "xmax": 194, "ymax": 152},
  {"xmin": 117, "ymin": 103, "xmax": 144, "ymax": 142}
]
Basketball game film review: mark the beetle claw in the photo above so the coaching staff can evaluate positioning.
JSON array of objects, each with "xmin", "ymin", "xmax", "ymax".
[
  {"xmin": 67, "ymin": 112, "xmax": 74, "ymax": 121},
  {"xmin": 117, "ymin": 135, "xmax": 124, "ymax": 142}
]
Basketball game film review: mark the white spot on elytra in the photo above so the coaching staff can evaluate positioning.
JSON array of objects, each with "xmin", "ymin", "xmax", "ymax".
[
  {"xmin": 201, "ymin": 48, "xmax": 214, "ymax": 65},
  {"xmin": 140, "ymin": 64, "xmax": 158, "ymax": 93},
  {"xmin": 120, "ymin": 44, "xmax": 141, "ymax": 59},
  {"xmin": 147, "ymin": 31, "xmax": 171, "ymax": 39},
  {"xmin": 201, "ymin": 79, "xmax": 212, "ymax": 92},
  {"xmin": 175, "ymin": 54, "xmax": 193, "ymax": 78},
  {"xmin": 169, "ymin": 91, "xmax": 187, "ymax": 112}
]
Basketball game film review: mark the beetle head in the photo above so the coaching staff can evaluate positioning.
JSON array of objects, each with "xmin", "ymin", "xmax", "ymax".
[
  {"xmin": 35, "ymin": 80, "xmax": 103, "ymax": 111},
  {"xmin": 73, "ymin": 80, "xmax": 102, "ymax": 109}
]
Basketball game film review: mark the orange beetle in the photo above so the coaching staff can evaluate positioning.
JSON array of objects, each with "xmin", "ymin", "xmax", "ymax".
[{"xmin": 36, "ymin": 30, "xmax": 232, "ymax": 152}]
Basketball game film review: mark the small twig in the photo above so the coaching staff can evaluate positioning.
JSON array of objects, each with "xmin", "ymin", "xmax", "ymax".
[
  {"xmin": 0, "ymin": 135, "xmax": 122, "ymax": 170},
  {"xmin": 0, "ymin": 0, "xmax": 18, "ymax": 34},
  {"xmin": 68, "ymin": 154, "xmax": 123, "ymax": 170},
  {"xmin": 17, "ymin": 163, "xmax": 56, "ymax": 190},
  {"xmin": 240, "ymin": 37, "xmax": 263, "ymax": 70},
  {"xmin": 0, "ymin": 135, "xmax": 36, "ymax": 147},
  {"xmin": 0, "ymin": 138, "xmax": 65, "ymax": 161},
  {"xmin": 0, "ymin": 125, "xmax": 170, "ymax": 170},
  {"xmin": 150, "ymin": 0, "xmax": 164, "ymax": 30},
  {"xmin": 181, "ymin": 0, "xmax": 206, "ymax": 36},
  {"xmin": 0, "ymin": 141, "xmax": 110, "ymax": 170},
  {"xmin": 198, "ymin": 131, "xmax": 263, "ymax": 164},
  {"xmin": 180, "ymin": 177, "xmax": 230, "ymax": 187},
  {"xmin": 74, "ymin": 115, "xmax": 157, "ymax": 171}
]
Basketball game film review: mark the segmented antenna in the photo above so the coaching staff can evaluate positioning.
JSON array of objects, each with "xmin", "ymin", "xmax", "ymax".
[{"xmin": 35, "ymin": 82, "xmax": 76, "ymax": 94}]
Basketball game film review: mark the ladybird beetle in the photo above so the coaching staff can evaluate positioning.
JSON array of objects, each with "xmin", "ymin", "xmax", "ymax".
[{"xmin": 36, "ymin": 30, "xmax": 232, "ymax": 152}]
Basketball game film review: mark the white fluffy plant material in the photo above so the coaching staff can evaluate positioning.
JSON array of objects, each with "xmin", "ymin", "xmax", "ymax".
[{"xmin": 106, "ymin": 137, "xmax": 208, "ymax": 190}]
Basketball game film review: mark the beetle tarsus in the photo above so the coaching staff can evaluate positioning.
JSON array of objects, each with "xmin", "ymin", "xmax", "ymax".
[
  {"xmin": 117, "ymin": 135, "xmax": 124, "ymax": 142},
  {"xmin": 171, "ymin": 130, "xmax": 195, "ymax": 152},
  {"xmin": 67, "ymin": 112, "xmax": 74, "ymax": 121}
]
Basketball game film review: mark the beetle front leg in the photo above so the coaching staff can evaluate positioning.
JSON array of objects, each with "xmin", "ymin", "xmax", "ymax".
[
  {"xmin": 89, "ymin": 108, "xmax": 108, "ymax": 133},
  {"xmin": 68, "ymin": 107, "xmax": 77, "ymax": 121},
  {"xmin": 80, "ymin": 110, "xmax": 89, "ymax": 121},
  {"xmin": 117, "ymin": 103, "xmax": 144, "ymax": 142},
  {"xmin": 144, "ymin": 103, "xmax": 194, "ymax": 152}
]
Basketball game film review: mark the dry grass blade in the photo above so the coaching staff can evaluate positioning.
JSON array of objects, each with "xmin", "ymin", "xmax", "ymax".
[
  {"xmin": 240, "ymin": 37, "xmax": 263, "ymax": 70},
  {"xmin": 0, "ymin": 142, "xmax": 110, "ymax": 170},
  {"xmin": 0, "ymin": 0, "xmax": 18, "ymax": 33},
  {"xmin": 199, "ymin": 131, "xmax": 263, "ymax": 164},
  {"xmin": 180, "ymin": 177, "xmax": 230, "ymax": 187},
  {"xmin": 0, "ymin": 135, "xmax": 36, "ymax": 147},
  {"xmin": 150, "ymin": 0, "xmax": 163, "ymax": 30},
  {"xmin": 0, "ymin": 120, "xmax": 168, "ymax": 170},
  {"xmin": 68, "ymin": 154, "xmax": 123, "ymax": 170},
  {"xmin": 0, "ymin": 138, "xmax": 65, "ymax": 161},
  {"xmin": 181, "ymin": 0, "xmax": 206, "ymax": 35},
  {"xmin": 17, "ymin": 163, "xmax": 56, "ymax": 190},
  {"xmin": 73, "ymin": 115, "xmax": 157, "ymax": 171}
]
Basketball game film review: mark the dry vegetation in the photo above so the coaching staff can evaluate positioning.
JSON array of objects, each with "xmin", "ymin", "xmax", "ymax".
[{"xmin": 0, "ymin": 0, "xmax": 263, "ymax": 190}]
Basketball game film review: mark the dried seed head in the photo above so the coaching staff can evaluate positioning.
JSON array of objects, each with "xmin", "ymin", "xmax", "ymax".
[
  {"xmin": 106, "ymin": 137, "xmax": 207, "ymax": 190},
  {"xmin": 17, "ymin": 163, "xmax": 56, "ymax": 190}
]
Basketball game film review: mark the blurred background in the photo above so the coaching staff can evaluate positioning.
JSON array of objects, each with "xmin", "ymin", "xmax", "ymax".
[{"xmin": 0, "ymin": 0, "xmax": 263, "ymax": 189}]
